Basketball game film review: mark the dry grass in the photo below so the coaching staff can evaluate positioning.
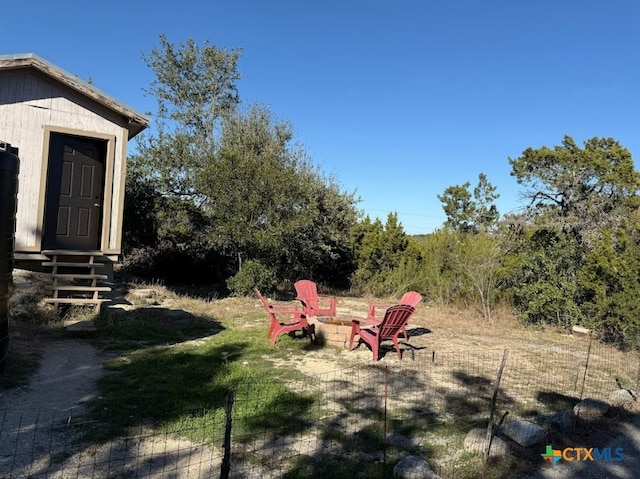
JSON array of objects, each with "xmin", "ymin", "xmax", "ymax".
[
  {"xmin": 116, "ymin": 283, "xmax": 639, "ymax": 407},
  {"xmin": 5, "ymin": 273, "xmax": 640, "ymax": 478}
]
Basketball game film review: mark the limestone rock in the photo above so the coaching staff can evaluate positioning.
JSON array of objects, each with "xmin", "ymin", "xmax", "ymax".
[
  {"xmin": 571, "ymin": 325, "xmax": 593, "ymax": 338},
  {"xmin": 393, "ymin": 455, "xmax": 440, "ymax": 479},
  {"xmin": 500, "ymin": 420, "xmax": 547, "ymax": 447}
]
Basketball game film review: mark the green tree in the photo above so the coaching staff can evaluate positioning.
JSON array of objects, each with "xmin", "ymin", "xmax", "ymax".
[
  {"xmin": 416, "ymin": 229, "xmax": 464, "ymax": 305},
  {"xmin": 504, "ymin": 227, "xmax": 582, "ymax": 327},
  {"xmin": 509, "ymin": 135, "xmax": 640, "ymax": 247},
  {"xmin": 382, "ymin": 243, "xmax": 428, "ymax": 297},
  {"xmin": 411, "ymin": 229, "xmax": 502, "ymax": 317},
  {"xmin": 473, "ymin": 173, "xmax": 500, "ymax": 230},
  {"xmin": 438, "ymin": 173, "xmax": 500, "ymax": 233},
  {"xmin": 455, "ymin": 232, "xmax": 502, "ymax": 320},
  {"xmin": 198, "ymin": 104, "xmax": 358, "ymax": 283},
  {"xmin": 350, "ymin": 213, "xmax": 409, "ymax": 295},
  {"xmin": 135, "ymin": 35, "xmax": 242, "ymax": 201},
  {"xmin": 578, "ymin": 225, "xmax": 640, "ymax": 346},
  {"xmin": 125, "ymin": 36, "xmax": 359, "ymax": 287},
  {"xmin": 506, "ymin": 135, "xmax": 640, "ymax": 340}
]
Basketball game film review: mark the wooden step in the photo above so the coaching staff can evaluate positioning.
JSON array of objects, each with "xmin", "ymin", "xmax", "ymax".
[
  {"xmin": 50, "ymin": 285, "xmax": 112, "ymax": 292},
  {"xmin": 42, "ymin": 262, "xmax": 104, "ymax": 268},
  {"xmin": 42, "ymin": 249, "xmax": 111, "ymax": 313},
  {"xmin": 42, "ymin": 250, "xmax": 104, "ymax": 256},
  {"xmin": 51, "ymin": 273, "xmax": 109, "ymax": 281},
  {"xmin": 44, "ymin": 298, "xmax": 111, "ymax": 305}
]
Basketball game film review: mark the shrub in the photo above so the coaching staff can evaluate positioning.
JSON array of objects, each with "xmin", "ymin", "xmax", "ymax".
[{"xmin": 226, "ymin": 260, "xmax": 277, "ymax": 296}]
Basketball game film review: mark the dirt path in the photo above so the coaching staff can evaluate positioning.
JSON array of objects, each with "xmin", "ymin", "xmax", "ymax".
[
  {"xmin": 0, "ymin": 340, "xmax": 103, "ymax": 412},
  {"xmin": 0, "ymin": 340, "xmax": 104, "ymax": 476}
]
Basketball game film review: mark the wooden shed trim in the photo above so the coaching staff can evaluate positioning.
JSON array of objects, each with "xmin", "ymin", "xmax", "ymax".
[{"xmin": 34, "ymin": 126, "xmax": 118, "ymax": 254}]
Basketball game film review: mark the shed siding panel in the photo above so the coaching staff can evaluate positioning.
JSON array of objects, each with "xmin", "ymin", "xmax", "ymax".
[{"xmin": 0, "ymin": 70, "xmax": 128, "ymax": 252}]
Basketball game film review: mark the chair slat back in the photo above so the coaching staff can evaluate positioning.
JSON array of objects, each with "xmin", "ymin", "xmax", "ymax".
[
  {"xmin": 294, "ymin": 280, "xmax": 317, "ymax": 299},
  {"xmin": 399, "ymin": 291, "xmax": 422, "ymax": 307},
  {"xmin": 378, "ymin": 304, "xmax": 415, "ymax": 339},
  {"xmin": 294, "ymin": 280, "xmax": 320, "ymax": 311}
]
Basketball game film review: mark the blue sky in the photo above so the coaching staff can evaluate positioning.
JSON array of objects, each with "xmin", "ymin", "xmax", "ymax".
[{"xmin": 3, "ymin": 1, "xmax": 640, "ymax": 234}]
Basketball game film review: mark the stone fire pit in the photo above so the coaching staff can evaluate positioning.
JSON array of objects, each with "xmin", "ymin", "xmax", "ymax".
[{"xmin": 309, "ymin": 316, "xmax": 355, "ymax": 348}]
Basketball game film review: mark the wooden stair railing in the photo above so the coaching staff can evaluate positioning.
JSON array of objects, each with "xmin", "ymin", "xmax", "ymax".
[{"xmin": 41, "ymin": 250, "xmax": 112, "ymax": 313}]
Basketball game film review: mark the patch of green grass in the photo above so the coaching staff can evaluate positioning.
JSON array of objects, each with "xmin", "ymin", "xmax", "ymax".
[{"xmin": 86, "ymin": 301, "xmax": 317, "ymax": 444}]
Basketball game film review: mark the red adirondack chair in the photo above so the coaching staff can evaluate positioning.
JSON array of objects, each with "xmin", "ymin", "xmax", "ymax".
[
  {"xmin": 255, "ymin": 289, "xmax": 314, "ymax": 346},
  {"xmin": 365, "ymin": 291, "xmax": 422, "ymax": 340},
  {"xmin": 349, "ymin": 304, "xmax": 416, "ymax": 361},
  {"xmin": 293, "ymin": 280, "xmax": 337, "ymax": 318}
]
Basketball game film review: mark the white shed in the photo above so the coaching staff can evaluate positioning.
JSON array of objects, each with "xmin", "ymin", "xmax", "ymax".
[{"xmin": 0, "ymin": 53, "xmax": 149, "ymax": 309}]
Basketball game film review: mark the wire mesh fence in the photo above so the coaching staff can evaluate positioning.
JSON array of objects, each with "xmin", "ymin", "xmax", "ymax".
[{"xmin": 1, "ymin": 337, "xmax": 638, "ymax": 478}]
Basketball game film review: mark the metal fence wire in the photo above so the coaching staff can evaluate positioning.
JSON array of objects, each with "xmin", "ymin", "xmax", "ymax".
[{"xmin": 1, "ymin": 339, "xmax": 638, "ymax": 478}]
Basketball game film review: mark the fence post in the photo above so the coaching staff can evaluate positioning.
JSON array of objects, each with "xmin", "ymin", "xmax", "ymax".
[
  {"xmin": 636, "ymin": 350, "xmax": 640, "ymax": 396},
  {"xmin": 572, "ymin": 334, "xmax": 594, "ymax": 423},
  {"xmin": 383, "ymin": 366, "xmax": 389, "ymax": 479},
  {"xmin": 220, "ymin": 389, "xmax": 235, "ymax": 479},
  {"xmin": 578, "ymin": 333, "xmax": 593, "ymax": 402},
  {"xmin": 485, "ymin": 349, "xmax": 509, "ymax": 462}
]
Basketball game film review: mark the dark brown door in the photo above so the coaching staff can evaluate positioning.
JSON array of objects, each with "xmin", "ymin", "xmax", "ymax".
[{"xmin": 43, "ymin": 133, "xmax": 106, "ymax": 250}]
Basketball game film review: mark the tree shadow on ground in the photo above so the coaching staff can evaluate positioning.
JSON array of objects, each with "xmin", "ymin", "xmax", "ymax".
[
  {"xmin": 350, "ymin": 340, "xmax": 428, "ymax": 361},
  {"xmin": 283, "ymin": 365, "xmax": 437, "ymax": 478},
  {"xmin": 163, "ymin": 282, "xmax": 228, "ymax": 301},
  {"xmin": 407, "ymin": 326, "xmax": 431, "ymax": 338},
  {"xmin": 531, "ymin": 390, "xmax": 580, "ymax": 415},
  {"xmin": 93, "ymin": 305, "xmax": 224, "ymax": 351},
  {"xmin": 440, "ymin": 370, "xmax": 517, "ymax": 428}
]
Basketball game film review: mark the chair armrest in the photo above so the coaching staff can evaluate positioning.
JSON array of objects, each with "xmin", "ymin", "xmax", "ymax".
[
  {"xmin": 269, "ymin": 304, "xmax": 300, "ymax": 313},
  {"xmin": 367, "ymin": 303, "xmax": 393, "ymax": 319},
  {"xmin": 319, "ymin": 295, "xmax": 337, "ymax": 309},
  {"xmin": 351, "ymin": 317, "xmax": 380, "ymax": 327}
]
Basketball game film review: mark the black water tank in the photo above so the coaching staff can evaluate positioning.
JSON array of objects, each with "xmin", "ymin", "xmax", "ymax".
[{"xmin": 0, "ymin": 141, "xmax": 19, "ymax": 375}]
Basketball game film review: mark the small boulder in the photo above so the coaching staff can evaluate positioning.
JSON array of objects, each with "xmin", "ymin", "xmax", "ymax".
[
  {"xmin": 500, "ymin": 420, "xmax": 547, "ymax": 447},
  {"xmin": 573, "ymin": 398, "xmax": 609, "ymax": 420},
  {"xmin": 571, "ymin": 325, "xmax": 593, "ymax": 338},
  {"xmin": 393, "ymin": 455, "xmax": 440, "ymax": 479}
]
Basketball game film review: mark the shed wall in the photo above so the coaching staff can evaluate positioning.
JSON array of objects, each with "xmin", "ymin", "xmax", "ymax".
[{"xmin": 0, "ymin": 70, "xmax": 130, "ymax": 253}]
